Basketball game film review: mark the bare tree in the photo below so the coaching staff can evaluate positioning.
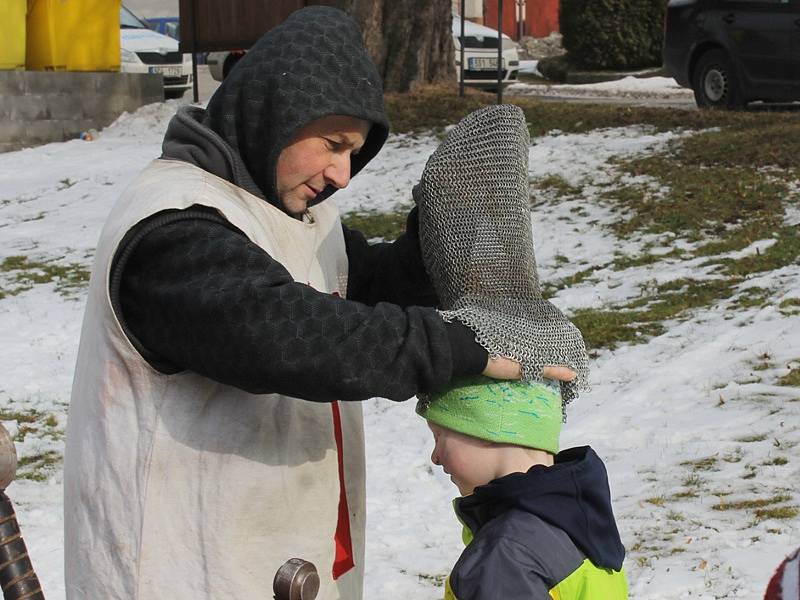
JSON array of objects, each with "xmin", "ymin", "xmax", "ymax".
[{"xmin": 345, "ymin": 0, "xmax": 455, "ymax": 92}]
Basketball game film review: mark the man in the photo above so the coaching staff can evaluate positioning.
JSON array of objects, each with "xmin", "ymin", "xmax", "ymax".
[{"xmin": 64, "ymin": 6, "xmax": 570, "ymax": 599}]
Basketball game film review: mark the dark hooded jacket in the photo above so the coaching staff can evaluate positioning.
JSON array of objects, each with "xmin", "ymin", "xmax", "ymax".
[
  {"xmin": 109, "ymin": 6, "xmax": 487, "ymax": 402},
  {"xmin": 448, "ymin": 447, "xmax": 628, "ymax": 600}
]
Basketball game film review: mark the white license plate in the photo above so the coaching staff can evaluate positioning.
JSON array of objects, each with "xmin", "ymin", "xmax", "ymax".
[
  {"xmin": 149, "ymin": 66, "xmax": 182, "ymax": 77},
  {"xmin": 468, "ymin": 57, "xmax": 500, "ymax": 71}
]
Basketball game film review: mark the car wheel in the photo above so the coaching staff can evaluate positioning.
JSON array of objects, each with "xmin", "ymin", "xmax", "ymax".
[{"xmin": 692, "ymin": 49, "xmax": 743, "ymax": 110}]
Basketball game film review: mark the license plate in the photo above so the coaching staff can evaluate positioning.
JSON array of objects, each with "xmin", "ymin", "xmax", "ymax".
[
  {"xmin": 468, "ymin": 57, "xmax": 500, "ymax": 70},
  {"xmin": 149, "ymin": 66, "xmax": 182, "ymax": 77}
]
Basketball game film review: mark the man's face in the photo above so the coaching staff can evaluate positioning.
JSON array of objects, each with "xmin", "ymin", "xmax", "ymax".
[
  {"xmin": 275, "ymin": 115, "xmax": 371, "ymax": 217},
  {"xmin": 428, "ymin": 422, "xmax": 498, "ymax": 497}
]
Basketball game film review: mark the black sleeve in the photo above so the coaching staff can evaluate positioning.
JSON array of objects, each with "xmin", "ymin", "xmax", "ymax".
[
  {"xmin": 342, "ymin": 206, "xmax": 439, "ymax": 308},
  {"xmin": 451, "ymin": 537, "xmax": 553, "ymax": 600},
  {"xmin": 110, "ymin": 207, "xmax": 486, "ymax": 402}
]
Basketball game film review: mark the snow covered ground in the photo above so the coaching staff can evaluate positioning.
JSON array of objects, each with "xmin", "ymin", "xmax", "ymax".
[
  {"xmin": 1, "ymin": 100, "xmax": 798, "ymax": 599},
  {"xmin": 510, "ymin": 62, "xmax": 695, "ymax": 102}
]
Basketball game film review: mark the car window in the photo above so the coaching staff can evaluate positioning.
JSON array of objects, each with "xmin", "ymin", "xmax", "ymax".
[{"xmin": 120, "ymin": 6, "xmax": 148, "ymax": 29}]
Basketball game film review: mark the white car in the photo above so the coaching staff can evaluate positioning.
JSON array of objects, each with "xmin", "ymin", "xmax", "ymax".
[
  {"xmin": 120, "ymin": 5, "xmax": 193, "ymax": 99},
  {"xmin": 453, "ymin": 16, "xmax": 520, "ymax": 90},
  {"xmin": 207, "ymin": 16, "xmax": 519, "ymax": 90}
]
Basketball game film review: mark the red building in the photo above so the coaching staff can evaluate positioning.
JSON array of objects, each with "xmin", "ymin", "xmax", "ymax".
[{"xmin": 483, "ymin": 0, "xmax": 560, "ymax": 40}]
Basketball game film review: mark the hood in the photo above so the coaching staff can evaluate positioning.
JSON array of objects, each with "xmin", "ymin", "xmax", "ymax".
[
  {"xmin": 451, "ymin": 14, "xmax": 512, "ymax": 40},
  {"xmin": 202, "ymin": 6, "xmax": 389, "ymax": 211},
  {"xmin": 120, "ymin": 28, "xmax": 179, "ymax": 53},
  {"xmin": 456, "ymin": 446, "xmax": 626, "ymax": 571}
]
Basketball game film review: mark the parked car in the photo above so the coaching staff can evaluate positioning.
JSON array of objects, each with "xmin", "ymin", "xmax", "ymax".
[
  {"xmin": 207, "ymin": 15, "xmax": 520, "ymax": 90},
  {"xmin": 453, "ymin": 14, "xmax": 520, "ymax": 90},
  {"xmin": 120, "ymin": 5, "xmax": 193, "ymax": 99},
  {"xmin": 663, "ymin": 0, "xmax": 800, "ymax": 109}
]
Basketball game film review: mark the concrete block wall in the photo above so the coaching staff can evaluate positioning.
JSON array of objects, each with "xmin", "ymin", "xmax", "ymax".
[{"xmin": 0, "ymin": 72, "xmax": 163, "ymax": 153}]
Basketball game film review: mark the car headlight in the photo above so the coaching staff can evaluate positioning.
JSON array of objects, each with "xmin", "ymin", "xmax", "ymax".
[
  {"xmin": 501, "ymin": 37, "xmax": 516, "ymax": 51},
  {"xmin": 121, "ymin": 48, "xmax": 140, "ymax": 64}
]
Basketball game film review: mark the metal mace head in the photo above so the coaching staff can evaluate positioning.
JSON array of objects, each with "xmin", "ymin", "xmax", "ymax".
[
  {"xmin": 0, "ymin": 422, "xmax": 17, "ymax": 490},
  {"xmin": 273, "ymin": 558, "xmax": 319, "ymax": 600}
]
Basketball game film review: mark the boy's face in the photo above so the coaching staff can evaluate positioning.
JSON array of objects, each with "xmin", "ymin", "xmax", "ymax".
[{"xmin": 428, "ymin": 422, "xmax": 499, "ymax": 496}]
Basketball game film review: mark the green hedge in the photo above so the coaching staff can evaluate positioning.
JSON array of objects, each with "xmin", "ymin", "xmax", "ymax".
[{"xmin": 560, "ymin": 0, "xmax": 667, "ymax": 70}]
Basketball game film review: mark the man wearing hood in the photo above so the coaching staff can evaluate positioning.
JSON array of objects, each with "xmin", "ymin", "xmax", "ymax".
[{"xmin": 63, "ymin": 6, "xmax": 565, "ymax": 600}]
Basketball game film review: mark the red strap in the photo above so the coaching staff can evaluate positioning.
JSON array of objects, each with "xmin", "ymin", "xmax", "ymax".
[{"xmin": 331, "ymin": 401, "xmax": 354, "ymax": 579}]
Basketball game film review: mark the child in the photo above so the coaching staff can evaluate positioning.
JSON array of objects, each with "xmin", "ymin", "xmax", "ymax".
[
  {"xmin": 413, "ymin": 103, "xmax": 626, "ymax": 599},
  {"xmin": 417, "ymin": 377, "xmax": 628, "ymax": 600}
]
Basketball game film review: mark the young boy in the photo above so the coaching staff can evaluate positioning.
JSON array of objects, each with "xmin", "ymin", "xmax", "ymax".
[
  {"xmin": 413, "ymin": 103, "xmax": 627, "ymax": 599},
  {"xmin": 417, "ymin": 377, "xmax": 628, "ymax": 600}
]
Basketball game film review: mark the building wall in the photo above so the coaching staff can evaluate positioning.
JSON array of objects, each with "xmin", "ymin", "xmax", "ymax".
[
  {"xmin": 484, "ymin": 0, "xmax": 559, "ymax": 39},
  {"xmin": 0, "ymin": 72, "xmax": 163, "ymax": 153}
]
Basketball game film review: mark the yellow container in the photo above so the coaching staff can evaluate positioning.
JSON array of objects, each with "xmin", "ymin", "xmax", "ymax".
[
  {"xmin": 0, "ymin": 0, "xmax": 27, "ymax": 70},
  {"xmin": 26, "ymin": 0, "xmax": 120, "ymax": 71}
]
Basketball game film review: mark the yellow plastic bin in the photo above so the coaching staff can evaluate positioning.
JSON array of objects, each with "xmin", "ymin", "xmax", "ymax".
[
  {"xmin": 26, "ymin": 0, "xmax": 120, "ymax": 71},
  {"xmin": 0, "ymin": 0, "xmax": 27, "ymax": 70}
]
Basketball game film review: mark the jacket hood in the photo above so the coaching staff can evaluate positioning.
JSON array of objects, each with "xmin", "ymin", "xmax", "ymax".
[
  {"xmin": 457, "ymin": 446, "xmax": 626, "ymax": 571},
  {"xmin": 201, "ymin": 5, "xmax": 389, "ymax": 210}
]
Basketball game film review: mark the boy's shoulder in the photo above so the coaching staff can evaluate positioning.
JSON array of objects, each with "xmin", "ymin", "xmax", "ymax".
[{"xmin": 455, "ymin": 508, "xmax": 585, "ymax": 591}]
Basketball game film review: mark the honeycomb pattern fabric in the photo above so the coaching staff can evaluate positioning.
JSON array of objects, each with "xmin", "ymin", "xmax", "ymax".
[
  {"xmin": 414, "ymin": 105, "xmax": 589, "ymax": 405},
  {"xmin": 203, "ymin": 5, "xmax": 389, "ymax": 205},
  {"xmin": 111, "ymin": 207, "xmax": 488, "ymax": 402}
]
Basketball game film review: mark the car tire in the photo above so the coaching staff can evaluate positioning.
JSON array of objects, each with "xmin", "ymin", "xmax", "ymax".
[{"xmin": 692, "ymin": 49, "xmax": 743, "ymax": 110}]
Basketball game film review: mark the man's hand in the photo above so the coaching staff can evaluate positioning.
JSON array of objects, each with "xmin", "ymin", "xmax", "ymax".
[{"xmin": 482, "ymin": 357, "xmax": 576, "ymax": 382}]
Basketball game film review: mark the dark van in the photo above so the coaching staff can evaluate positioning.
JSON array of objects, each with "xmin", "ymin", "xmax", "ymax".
[{"xmin": 663, "ymin": 0, "xmax": 800, "ymax": 109}]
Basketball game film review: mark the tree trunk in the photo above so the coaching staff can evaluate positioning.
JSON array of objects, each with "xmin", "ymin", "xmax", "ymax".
[{"xmin": 345, "ymin": 0, "xmax": 455, "ymax": 93}]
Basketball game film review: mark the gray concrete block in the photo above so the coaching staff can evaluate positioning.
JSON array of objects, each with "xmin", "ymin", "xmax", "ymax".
[
  {"xmin": 0, "ymin": 142, "xmax": 25, "ymax": 154},
  {"xmin": 49, "ymin": 93, "xmax": 87, "ymax": 121},
  {"xmin": 0, "ymin": 119, "xmax": 26, "ymax": 141},
  {"xmin": 9, "ymin": 94, "xmax": 50, "ymax": 121},
  {"xmin": 0, "ymin": 71, "xmax": 26, "ymax": 95},
  {"xmin": 26, "ymin": 119, "xmax": 65, "ymax": 144}
]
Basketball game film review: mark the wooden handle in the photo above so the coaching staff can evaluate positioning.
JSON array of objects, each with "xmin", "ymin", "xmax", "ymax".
[{"xmin": 0, "ymin": 491, "xmax": 45, "ymax": 600}]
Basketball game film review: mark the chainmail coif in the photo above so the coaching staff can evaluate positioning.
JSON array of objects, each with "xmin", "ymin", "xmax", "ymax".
[{"xmin": 414, "ymin": 104, "xmax": 589, "ymax": 405}]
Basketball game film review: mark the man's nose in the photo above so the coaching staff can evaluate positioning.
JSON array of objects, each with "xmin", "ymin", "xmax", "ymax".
[
  {"xmin": 430, "ymin": 449, "xmax": 440, "ymax": 466},
  {"xmin": 324, "ymin": 153, "xmax": 351, "ymax": 189}
]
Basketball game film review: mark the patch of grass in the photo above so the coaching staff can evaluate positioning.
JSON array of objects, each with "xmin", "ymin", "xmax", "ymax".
[
  {"xmin": 532, "ymin": 174, "xmax": 582, "ymax": 198},
  {"xmin": 712, "ymin": 494, "xmax": 790, "ymax": 511},
  {"xmin": 755, "ymin": 506, "xmax": 799, "ymax": 520},
  {"xmin": 681, "ymin": 456, "xmax": 718, "ymax": 471},
  {"xmin": 763, "ymin": 457, "xmax": 788, "ymax": 466},
  {"xmin": 608, "ymin": 159, "xmax": 786, "ymax": 240},
  {"xmin": 730, "ymin": 287, "xmax": 773, "ymax": 310},
  {"xmin": 646, "ymin": 496, "xmax": 667, "ymax": 506},
  {"xmin": 672, "ymin": 490, "xmax": 699, "ymax": 499},
  {"xmin": 778, "ymin": 368, "xmax": 800, "ymax": 387},
  {"xmin": 677, "ymin": 124, "xmax": 800, "ymax": 173},
  {"xmin": 570, "ymin": 308, "xmax": 665, "ymax": 350},
  {"xmin": 16, "ymin": 449, "xmax": 61, "ymax": 482},
  {"xmin": 716, "ymin": 227, "xmax": 800, "ymax": 277},
  {"xmin": 0, "ymin": 407, "xmax": 63, "ymax": 442},
  {"xmin": 682, "ymin": 473, "xmax": 705, "ymax": 488},
  {"xmin": 341, "ymin": 207, "xmax": 410, "ymax": 242},
  {"xmin": 667, "ymin": 511, "xmax": 685, "ymax": 521},
  {"xmin": 735, "ymin": 433, "xmax": 767, "ymax": 443},
  {"xmin": 0, "ymin": 255, "xmax": 90, "ymax": 299},
  {"xmin": 779, "ymin": 298, "xmax": 800, "ymax": 316},
  {"xmin": 611, "ymin": 249, "xmax": 681, "ymax": 271},
  {"xmin": 384, "ymin": 85, "xmax": 800, "ymax": 137},
  {"xmin": 417, "ymin": 573, "xmax": 447, "ymax": 586}
]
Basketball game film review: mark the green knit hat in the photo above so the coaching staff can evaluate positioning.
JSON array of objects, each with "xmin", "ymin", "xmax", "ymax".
[{"xmin": 416, "ymin": 376, "xmax": 562, "ymax": 454}]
